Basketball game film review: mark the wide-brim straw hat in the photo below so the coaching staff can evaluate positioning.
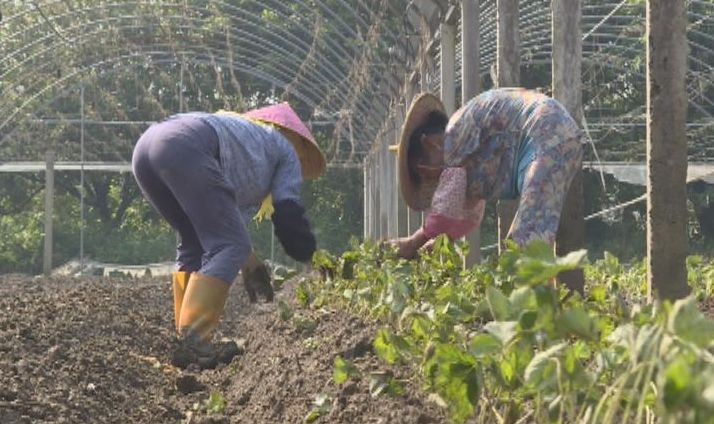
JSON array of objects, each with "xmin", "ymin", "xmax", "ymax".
[
  {"xmin": 243, "ymin": 102, "xmax": 326, "ymax": 179},
  {"xmin": 398, "ymin": 93, "xmax": 446, "ymax": 211}
]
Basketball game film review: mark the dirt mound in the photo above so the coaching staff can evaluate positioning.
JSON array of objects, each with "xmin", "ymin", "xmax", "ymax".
[{"xmin": 0, "ymin": 274, "xmax": 448, "ymax": 424}]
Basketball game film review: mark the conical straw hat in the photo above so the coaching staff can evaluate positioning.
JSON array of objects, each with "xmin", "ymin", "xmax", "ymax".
[
  {"xmin": 398, "ymin": 93, "xmax": 446, "ymax": 211},
  {"xmin": 243, "ymin": 103, "xmax": 326, "ymax": 179}
]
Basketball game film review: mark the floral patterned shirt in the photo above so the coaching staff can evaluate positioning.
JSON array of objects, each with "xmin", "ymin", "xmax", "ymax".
[{"xmin": 423, "ymin": 88, "xmax": 583, "ymax": 245}]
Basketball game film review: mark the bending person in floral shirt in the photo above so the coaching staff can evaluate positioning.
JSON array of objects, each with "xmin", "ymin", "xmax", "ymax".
[{"xmin": 391, "ymin": 88, "xmax": 583, "ymax": 259}]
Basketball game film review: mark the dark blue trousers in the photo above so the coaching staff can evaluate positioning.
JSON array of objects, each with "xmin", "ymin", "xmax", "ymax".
[{"xmin": 131, "ymin": 116, "xmax": 248, "ymax": 284}]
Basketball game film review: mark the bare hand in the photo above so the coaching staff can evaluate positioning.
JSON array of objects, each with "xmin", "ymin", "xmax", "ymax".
[
  {"xmin": 420, "ymin": 238, "xmax": 437, "ymax": 254},
  {"xmin": 386, "ymin": 237, "xmax": 419, "ymax": 259}
]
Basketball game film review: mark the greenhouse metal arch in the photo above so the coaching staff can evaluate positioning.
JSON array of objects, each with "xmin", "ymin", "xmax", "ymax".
[{"xmin": 1, "ymin": 0, "xmax": 713, "ymax": 298}]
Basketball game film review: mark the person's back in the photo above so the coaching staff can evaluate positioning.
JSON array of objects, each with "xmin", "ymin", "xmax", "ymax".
[
  {"xmin": 178, "ymin": 112, "xmax": 301, "ymax": 218},
  {"xmin": 457, "ymin": 88, "xmax": 548, "ymax": 137}
]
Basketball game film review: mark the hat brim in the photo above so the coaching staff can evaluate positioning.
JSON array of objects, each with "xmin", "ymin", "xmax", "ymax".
[{"xmin": 398, "ymin": 93, "xmax": 447, "ymax": 211}]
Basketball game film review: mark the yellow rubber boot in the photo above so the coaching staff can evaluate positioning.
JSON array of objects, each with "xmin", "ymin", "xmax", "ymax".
[
  {"xmin": 172, "ymin": 271, "xmax": 191, "ymax": 333},
  {"xmin": 178, "ymin": 273, "xmax": 230, "ymax": 342},
  {"xmin": 173, "ymin": 273, "xmax": 241, "ymax": 369}
]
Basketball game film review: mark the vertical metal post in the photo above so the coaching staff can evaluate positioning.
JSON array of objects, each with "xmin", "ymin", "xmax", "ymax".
[
  {"xmin": 364, "ymin": 157, "xmax": 369, "ymax": 239},
  {"xmin": 370, "ymin": 155, "xmax": 375, "ymax": 240},
  {"xmin": 378, "ymin": 142, "xmax": 383, "ymax": 240},
  {"xmin": 383, "ymin": 137, "xmax": 392, "ymax": 238},
  {"xmin": 496, "ymin": 0, "xmax": 521, "ymax": 87},
  {"xmin": 387, "ymin": 122, "xmax": 399, "ymax": 239},
  {"xmin": 179, "ymin": 59, "xmax": 185, "ymax": 113},
  {"xmin": 405, "ymin": 78, "xmax": 422, "ymax": 235},
  {"xmin": 496, "ymin": 0, "xmax": 520, "ymax": 251},
  {"xmin": 646, "ymin": 0, "xmax": 689, "ymax": 300},
  {"xmin": 440, "ymin": 22, "xmax": 456, "ymax": 115},
  {"xmin": 395, "ymin": 105, "xmax": 408, "ymax": 238},
  {"xmin": 420, "ymin": 18, "xmax": 430, "ymax": 92},
  {"xmin": 440, "ymin": 19, "xmax": 457, "ymax": 250},
  {"xmin": 379, "ymin": 141, "xmax": 388, "ymax": 239},
  {"xmin": 373, "ymin": 154, "xmax": 378, "ymax": 239},
  {"xmin": 80, "ymin": 83, "xmax": 85, "ymax": 274},
  {"xmin": 43, "ymin": 150, "xmax": 54, "ymax": 276},
  {"xmin": 396, "ymin": 153, "xmax": 408, "ymax": 237},
  {"xmin": 553, "ymin": 0, "xmax": 585, "ymax": 293},
  {"xmin": 462, "ymin": 0, "xmax": 482, "ymax": 98},
  {"xmin": 462, "ymin": 0, "xmax": 482, "ymax": 265}
]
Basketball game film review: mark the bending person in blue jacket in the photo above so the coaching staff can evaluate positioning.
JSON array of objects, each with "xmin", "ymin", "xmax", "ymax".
[{"xmin": 132, "ymin": 103, "xmax": 325, "ymax": 369}]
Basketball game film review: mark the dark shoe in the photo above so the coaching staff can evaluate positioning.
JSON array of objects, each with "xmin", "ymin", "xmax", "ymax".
[
  {"xmin": 171, "ymin": 332, "xmax": 219, "ymax": 370},
  {"xmin": 215, "ymin": 339, "xmax": 243, "ymax": 365},
  {"xmin": 171, "ymin": 332, "xmax": 243, "ymax": 370}
]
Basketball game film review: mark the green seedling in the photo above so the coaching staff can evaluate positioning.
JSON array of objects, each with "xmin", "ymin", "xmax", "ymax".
[{"xmin": 303, "ymin": 239, "xmax": 714, "ymax": 423}]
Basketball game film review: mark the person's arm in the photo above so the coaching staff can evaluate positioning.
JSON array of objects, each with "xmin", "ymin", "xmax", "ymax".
[
  {"xmin": 270, "ymin": 138, "xmax": 303, "ymax": 205},
  {"xmin": 391, "ymin": 227, "xmax": 430, "ymax": 259},
  {"xmin": 391, "ymin": 167, "xmax": 485, "ymax": 259},
  {"xmin": 423, "ymin": 167, "xmax": 484, "ymax": 240},
  {"xmin": 270, "ymin": 140, "xmax": 317, "ymax": 263}
]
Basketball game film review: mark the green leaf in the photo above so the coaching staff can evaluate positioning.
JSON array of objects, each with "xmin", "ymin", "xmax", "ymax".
[
  {"xmin": 668, "ymin": 297, "xmax": 714, "ymax": 348},
  {"xmin": 296, "ymin": 280, "xmax": 312, "ymax": 308},
  {"xmin": 700, "ymin": 368, "xmax": 714, "ymax": 409},
  {"xmin": 427, "ymin": 344, "xmax": 481, "ymax": 423},
  {"xmin": 607, "ymin": 323, "xmax": 635, "ymax": 349},
  {"xmin": 518, "ymin": 310, "xmax": 538, "ymax": 330},
  {"xmin": 499, "ymin": 356, "xmax": 515, "ymax": 384},
  {"xmin": 589, "ymin": 285, "xmax": 608, "ymax": 305},
  {"xmin": 410, "ymin": 315, "xmax": 431, "ymax": 340},
  {"xmin": 634, "ymin": 324, "xmax": 660, "ymax": 360},
  {"xmin": 368, "ymin": 371, "xmax": 405, "ymax": 398},
  {"xmin": 293, "ymin": 316, "xmax": 317, "ymax": 336},
  {"xmin": 564, "ymin": 346, "xmax": 577, "ymax": 374},
  {"xmin": 475, "ymin": 299, "xmax": 492, "ymax": 319},
  {"xmin": 524, "ymin": 342, "xmax": 568, "ymax": 388},
  {"xmin": 486, "ymin": 286, "xmax": 511, "ymax": 320},
  {"xmin": 560, "ymin": 307, "xmax": 597, "ymax": 340},
  {"xmin": 484, "ymin": 321, "xmax": 519, "ymax": 346},
  {"xmin": 515, "ymin": 242, "xmax": 585, "ymax": 285},
  {"xmin": 385, "ymin": 278, "xmax": 410, "ymax": 314},
  {"xmin": 304, "ymin": 409, "xmax": 321, "ymax": 423},
  {"xmin": 333, "ymin": 356, "xmax": 360, "ymax": 384},
  {"xmin": 277, "ymin": 300, "xmax": 294, "ymax": 322},
  {"xmin": 468, "ymin": 334, "xmax": 502, "ymax": 358},
  {"xmin": 555, "ymin": 249, "xmax": 587, "ymax": 267},
  {"xmin": 304, "ymin": 394, "xmax": 332, "ymax": 423},
  {"xmin": 368, "ymin": 372, "xmax": 390, "ymax": 398},
  {"xmin": 342, "ymin": 288, "xmax": 354, "ymax": 300},
  {"xmin": 522, "ymin": 240, "xmax": 556, "ymax": 261},
  {"xmin": 663, "ymin": 356, "xmax": 693, "ymax": 409},
  {"xmin": 516, "ymin": 259, "xmax": 563, "ymax": 286},
  {"xmin": 373, "ymin": 328, "xmax": 401, "ymax": 364},
  {"xmin": 509, "ymin": 286, "xmax": 536, "ymax": 310},
  {"xmin": 312, "ymin": 249, "xmax": 336, "ymax": 271},
  {"xmin": 205, "ymin": 391, "xmax": 226, "ymax": 415}
]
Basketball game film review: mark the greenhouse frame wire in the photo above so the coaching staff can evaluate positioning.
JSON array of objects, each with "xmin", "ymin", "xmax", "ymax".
[
  {"xmin": 0, "ymin": 0, "xmax": 713, "ymax": 164},
  {"xmin": 2, "ymin": 0, "xmax": 711, "ymax": 274}
]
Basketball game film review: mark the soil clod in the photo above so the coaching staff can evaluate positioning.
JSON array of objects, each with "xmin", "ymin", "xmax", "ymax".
[{"xmin": 175, "ymin": 374, "xmax": 206, "ymax": 395}]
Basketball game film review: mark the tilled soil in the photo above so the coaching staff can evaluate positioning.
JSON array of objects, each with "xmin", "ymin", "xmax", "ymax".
[{"xmin": 0, "ymin": 274, "xmax": 448, "ymax": 424}]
